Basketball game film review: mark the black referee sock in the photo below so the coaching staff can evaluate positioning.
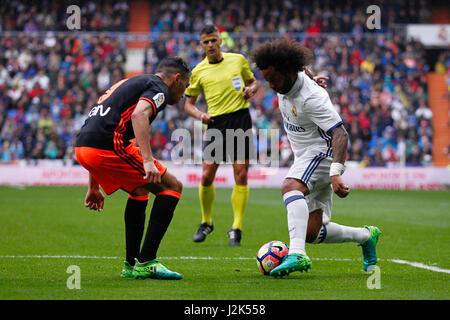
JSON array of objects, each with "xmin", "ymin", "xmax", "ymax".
[
  {"xmin": 138, "ymin": 193, "xmax": 180, "ymax": 263},
  {"xmin": 124, "ymin": 197, "xmax": 148, "ymax": 266}
]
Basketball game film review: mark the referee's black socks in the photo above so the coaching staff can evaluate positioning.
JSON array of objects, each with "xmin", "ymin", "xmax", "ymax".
[{"xmin": 138, "ymin": 191, "xmax": 180, "ymax": 263}]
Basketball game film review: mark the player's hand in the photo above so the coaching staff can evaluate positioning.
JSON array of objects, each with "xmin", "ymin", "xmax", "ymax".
[
  {"xmin": 242, "ymin": 86, "xmax": 256, "ymax": 100},
  {"xmin": 199, "ymin": 112, "xmax": 213, "ymax": 124},
  {"xmin": 85, "ymin": 188, "xmax": 105, "ymax": 212},
  {"xmin": 331, "ymin": 175, "xmax": 350, "ymax": 198},
  {"xmin": 143, "ymin": 159, "xmax": 161, "ymax": 184},
  {"xmin": 314, "ymin": 76, "xmax": 329, "ymax": 88}
]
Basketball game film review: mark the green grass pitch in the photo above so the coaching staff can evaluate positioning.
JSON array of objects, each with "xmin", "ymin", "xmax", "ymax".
[{"xmin": 0, "ymin": 186, "xmax": 448, "ymax": 300}]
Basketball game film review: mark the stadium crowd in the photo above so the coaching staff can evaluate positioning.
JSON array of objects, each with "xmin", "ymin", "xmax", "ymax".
[
  {"xmin": 149, "ymin": 0, "xmax": 432, "ymax": 34},
  {"xmin": 0, "ymin": 32, "xmax": 127, "ymax": 162},
  {"xmin": 0, "ymin": 0, "xmax": 442, "ymax": 167},
  {"xmin": 0, "ymin": 0, "xmax": 129, "ymax": 32},
  {"xmin": 146, "ymin": 0, "xmax": 437, "ymax": 167}
]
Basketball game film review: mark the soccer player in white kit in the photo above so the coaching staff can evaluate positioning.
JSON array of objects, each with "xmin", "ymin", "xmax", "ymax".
[{"xmin": 251, "ymin": 38, "xmax": 381, "ymax": 277}]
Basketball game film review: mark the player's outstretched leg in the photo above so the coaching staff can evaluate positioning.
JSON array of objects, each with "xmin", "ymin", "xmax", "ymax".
[
  {"xmin": 359, "ymin": 226, "xmax": 382, "ymax": 272},
  {"xmin": 269, "ymin": 253, "xmax": 312, "ymax": 277},
  {"xmin": 133, "ymin": 258, "xmax": 183, "ymax": 280}
]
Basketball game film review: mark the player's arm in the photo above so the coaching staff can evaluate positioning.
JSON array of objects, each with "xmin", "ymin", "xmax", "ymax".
[
  {"xmin": 84, "ymin": 173, "xmax": 104, "ymax": 212},
  {"xmin": 184, "ymin": 95, "xmax": 212, "ymax": 124},
  {"xmin": 242, "ymin": 78, "xmax": 259, "ymax": 100},
  {"xmin": 329, "ymin": 125, "xmax": 350, "ymax": 198},
  {"xmin": 304, "ymin": 91, "xmax": 349, "ymax": 198},
  {"xmin": 131, "ymin": 99, "xmax": 161, "ymax": 184}
]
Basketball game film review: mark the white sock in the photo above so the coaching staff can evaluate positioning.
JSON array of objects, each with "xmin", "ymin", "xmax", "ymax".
[
  {"xmin": 314, "ymin": 222, "xmax": 370, "ymax": 244},
  {"xmin": 283, "ymin": 190, "xmax": 309, "ymax": 255}
]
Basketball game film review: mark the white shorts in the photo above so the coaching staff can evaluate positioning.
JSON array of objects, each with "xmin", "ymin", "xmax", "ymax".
[{"xmin": 286, "ymin": 151, "xmax": 333, "ymax": 225}]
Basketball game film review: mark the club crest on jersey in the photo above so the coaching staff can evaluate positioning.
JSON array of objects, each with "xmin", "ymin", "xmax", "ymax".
[
  {"xmin": 152, "ymin": 93, "xmax": 165, "ymax": 108},
  {"xmin": 292, "ymin": 105, "xmax": 297, "ymax": 117}
]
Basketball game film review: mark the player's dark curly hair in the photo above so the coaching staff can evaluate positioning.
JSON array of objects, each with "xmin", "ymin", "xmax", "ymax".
[{"xmin": 250, "ymin": 38, "xmax": 313, "ymax": 75}]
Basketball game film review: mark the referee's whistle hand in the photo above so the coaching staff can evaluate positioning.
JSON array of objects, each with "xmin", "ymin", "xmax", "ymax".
[
  {"xmin": 242, "ymin": 86, "xmax": 255, "ymax": 100},
  {"xmin": 200, "ymin": 113, "xmax": 213, "ymax": 124}
]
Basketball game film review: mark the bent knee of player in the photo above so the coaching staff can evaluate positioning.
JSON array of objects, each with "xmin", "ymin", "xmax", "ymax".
[
  {"xmin": 131, "ymin": 186, "xmax": 150, "ymax": 197},
  {"xmin": 164, "ymin": 175, "xmax": 183, "ymax": 194},
  {"xmin": 173, "ymin": 178, "xmax": 183, "ymax": 194},
  {"xmin": 281, "ymin": 178, "xmax": 309, "ymax": 195}
]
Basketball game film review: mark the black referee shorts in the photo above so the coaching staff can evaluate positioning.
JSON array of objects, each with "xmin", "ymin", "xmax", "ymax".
[{"xmin": 203, "ymin": 108, "xmax": 256, "ymax": 164}]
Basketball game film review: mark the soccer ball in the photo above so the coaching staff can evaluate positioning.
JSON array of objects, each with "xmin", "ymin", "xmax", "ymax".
[{"xmin": 256, "ymin": 240, "xmax": 289, "ymax": 275}]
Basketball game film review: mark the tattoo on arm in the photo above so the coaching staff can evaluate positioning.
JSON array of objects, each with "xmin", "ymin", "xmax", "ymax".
[{"xmin": 330, "ymin": 125, "xmax": 348, "ymax": 164}]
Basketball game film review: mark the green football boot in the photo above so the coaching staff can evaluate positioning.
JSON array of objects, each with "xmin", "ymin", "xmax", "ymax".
[
  {"xmin": 120, "ymin": 261, "xmax": 135, "ymax": 278},
  {"xmin": 359, "ymin": 226, "xmax": 382, "ymax": 272},
  {"xmin": 133, "ymin": 259, "xmax": 183, "ymax": 280},
  {"xmin": 270, "ymin": 253, "xmax": 312, "ymax": 277}
]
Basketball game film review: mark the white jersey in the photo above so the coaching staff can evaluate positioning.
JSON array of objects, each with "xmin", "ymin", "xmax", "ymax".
[{"xmin": 278, "ymin": 71, "xmax": 343, "ymax": 159}]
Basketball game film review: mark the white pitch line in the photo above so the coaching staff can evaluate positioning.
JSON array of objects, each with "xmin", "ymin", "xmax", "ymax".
[
  {"xmin": 0, "ymin": 255, "xmax": 353, "ymax": 261},
  {"xmin": 388, "ymin": 259, "xmax": 450, "ymax": 274},
  {"xmin": 0, "ymin": 255, "xmax": 449, "ymax": 274},
  {"xmin": 0, "ymin": 255, "xmax": 122, "ymax": 260}
]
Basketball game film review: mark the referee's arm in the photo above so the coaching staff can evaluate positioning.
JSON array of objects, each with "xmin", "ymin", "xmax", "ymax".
[
  {"xmin": 184, "ymin": 95, "xmax": 212, "ymax": 124},
  {"xmin": 242, "ymin": 78, "xmax": 259, "ymax": 100}
]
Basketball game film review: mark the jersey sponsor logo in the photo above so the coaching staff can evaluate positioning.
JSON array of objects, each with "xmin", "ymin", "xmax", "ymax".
[
  {"xmin": 284, "ymin": 121, "xmax": 306, "ymax": 133},
  {"xmin": 88, "ymin": 104, "xmax": 111, "ymax": 117},
  {"xmin": 152, "ymin": 93, "xmax": 165, "ymax": 108},
  {"xmin": 231, "ymin": 76, "xmax": 242, "ymax": 90}
]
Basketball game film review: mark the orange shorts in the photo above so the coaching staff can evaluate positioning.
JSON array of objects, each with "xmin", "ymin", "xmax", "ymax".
[{"xmin": 75, "ymin": 144, "xmax": 167, "ymax": 195}]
